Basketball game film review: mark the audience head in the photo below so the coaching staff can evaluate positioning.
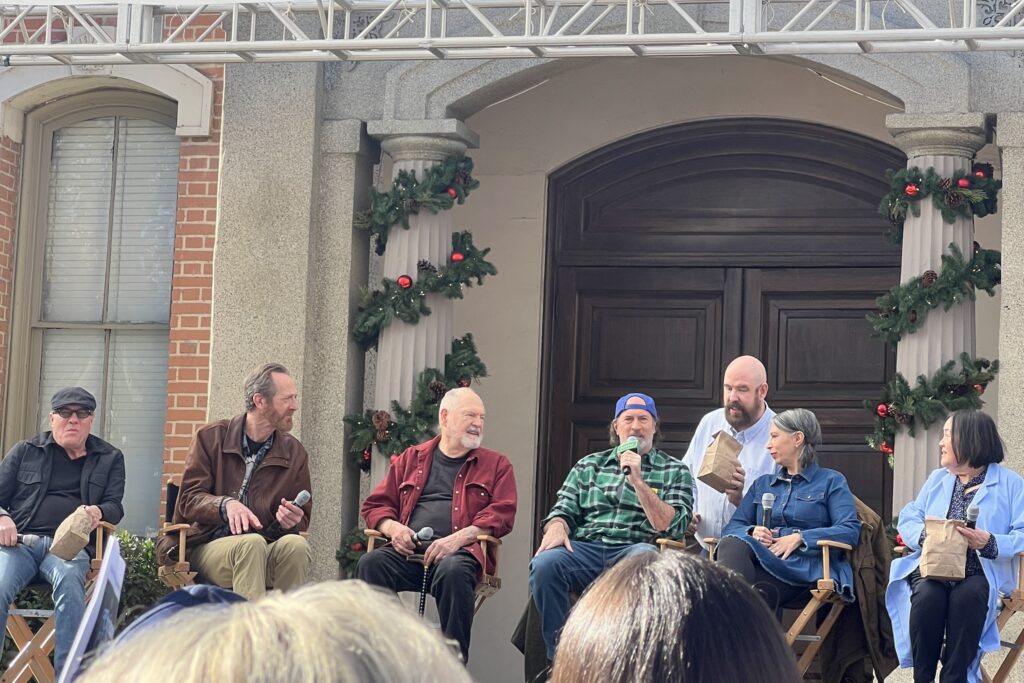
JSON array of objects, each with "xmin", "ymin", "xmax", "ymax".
[
  {"xmin": 79, "ymin": 580, "xmax": 472, "ymax": 683},
  {"xmin": 439, "ymin": 387, "xmax": 485, "ymax": 452},
  {"xmin": 550, "ymin": 552, "xmax": 801, "ymax": 683},
  {"xmin": 722, "ymin": 356, "xmax": 768, "ymax": 430},
  {"xmin": 941, "ymin": 408, "xmax": 1004, "ymax": 471},
  {"xmin": 770, "ymin": 408, "xmax": 822, "ymax": 470}
]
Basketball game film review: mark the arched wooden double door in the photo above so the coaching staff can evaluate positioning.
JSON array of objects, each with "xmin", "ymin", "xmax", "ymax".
[{"xmin": 537, "ymin": 118, "xmax": 905, "ymax": 533}]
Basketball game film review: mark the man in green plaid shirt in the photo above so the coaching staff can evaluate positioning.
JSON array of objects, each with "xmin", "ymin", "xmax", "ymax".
[{"xmin": 529, "ymin": 392, "xmax": 694, "ymax": 660}]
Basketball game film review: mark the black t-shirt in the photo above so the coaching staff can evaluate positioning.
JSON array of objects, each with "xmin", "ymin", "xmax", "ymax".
[
  {"xmin": 407, "ymin": 447, "xmax": 468, "ymax": 540},
  {"xmin": 23, "ymin": 447, "xmax": 86, "ymax": 536}
]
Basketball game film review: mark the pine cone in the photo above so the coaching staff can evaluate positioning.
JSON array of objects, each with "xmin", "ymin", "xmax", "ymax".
[
  {"xmin": 429, "ymin": 380, "xmax": 448, "ymax": 400},
  {"xmin": 371, "ymin": 410, "xmax": 391, "ymax": 431},
  {"xmin": 375, "ymin": 429, "xmax": 390, "ymax": 443},
  {"xmin": 403, "ymin": 198, "xmax": 420, "ymax": 213},
  {"xmin": 417, "ymin": 259, "xmax": 437, "ymax": 274},
  {"xmin": 946, "ymin": 192, "xmax": 965, "ymax": 208},
  {"xmin": 921, "ymin": 270, "xmax": 938, "ymax": 288},
  {"xmin": 894, "ymin": 410, "xmax": 912, "ymax": 425},
  {"xmin": 939, "ymin": 178, "xmax": 952, "ymax": 191}
]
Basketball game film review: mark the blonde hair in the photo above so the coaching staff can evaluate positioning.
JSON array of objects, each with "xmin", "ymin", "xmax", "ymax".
[{"xmin": 79, "ymin": 581, "xmax": 472, "ymax": 683}]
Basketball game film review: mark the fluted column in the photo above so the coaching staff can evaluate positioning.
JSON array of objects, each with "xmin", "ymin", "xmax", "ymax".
[
  {"xmin": 365, "ymin": 120, "xmax": 479, "ymax": 482},
  {"xmin": 997, "ymin": 113, "xmax": 1024, "ymax": 477},
  {"xmin": 886, "ymin": 113, "xmax": 989, "ymax": 513}
]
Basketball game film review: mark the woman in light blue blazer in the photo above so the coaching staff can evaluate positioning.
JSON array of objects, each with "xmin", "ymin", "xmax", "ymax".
[{"xmin": 887, "ymin": 409, "xmax": 1024, "ymax": 683}]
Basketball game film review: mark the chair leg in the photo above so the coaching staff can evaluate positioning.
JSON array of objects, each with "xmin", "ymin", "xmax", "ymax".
[
  {"xmin": 794, "ymin": 601, "xmax": 845, "ymax": 676},
  {"xmin": 785, "ymin": 594, "xmax": 826, "ymax": 646},
  {"xmin": 992, "ymin": 615, "xmax": 1024, "ymax": 683},
  {"xmin": 2, "ymin": 614, "xmax": 56, "ymax": 683}
]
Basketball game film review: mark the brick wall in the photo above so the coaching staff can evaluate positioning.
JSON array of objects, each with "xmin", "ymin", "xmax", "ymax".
[{"xmin": 0, "ymin": 138, "xmax": 20, "ymax": 424}]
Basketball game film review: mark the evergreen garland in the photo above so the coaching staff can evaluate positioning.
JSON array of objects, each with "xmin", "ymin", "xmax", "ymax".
[
  {"xmin": 344, "ymin": 334, "xmax": 488, "ymax": 470},
  {"xmin": 354, "ymin": 156, "xmax": 479, "ymax": 254},
  {"xmin": 336, "ymin": 527, "xmax": 369, "ymax": 578},
  {"xmin": 865, "ymin": 353, "xmax": 998, "ymax": 466},
  {"xmin": 869, "ymin": 242, "xmax": 1001, "ymax": 344},
  {"xmin": 879, "ymin": 163, "xmax": 1000, "ymax": 244},
  {"xmin": 352, "ymin": 231, "xmax": 497, "ymax": 349}
]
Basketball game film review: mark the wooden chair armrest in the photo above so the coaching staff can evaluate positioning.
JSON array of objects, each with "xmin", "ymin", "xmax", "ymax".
[
  {"xmin": 657, "ymin": 538, "xmax": 687, "ymax": 552},
  {"xmin": 159, "ymin": 523, "xmax": 192, "ymax": 534},
  {"xmin": 93, "ymin": 522, "xmax": 118, "ymax": 562},
  {"xmin": 365, "ymin": 529, "xmax": 385, "ymax": 551},
  {"xmin": 817, "ymin": 540, "xmax": 853, "ymax": 552},
  {"xmin": 893, "ymin": 545, "xmax": 910, "ymax": 556},
  {"xmin": 704, "ymin": 537, "xmax": 720, "ymax": 561},
  {"xmin": 817, "ymin": 539, "xmax": 852, "ymax": 587},
  {"xmin": 477, "ymin": 535, "xmax": 502, "ymax": 580},
  {"xmin": 476, "ymin": 535, "xmax": 501, "ymax": 546}
]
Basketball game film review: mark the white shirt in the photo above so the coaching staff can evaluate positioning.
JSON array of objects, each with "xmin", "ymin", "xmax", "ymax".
[{"xmin": 682, "ymin": 405, "xmax": 776, "ymax": 550}]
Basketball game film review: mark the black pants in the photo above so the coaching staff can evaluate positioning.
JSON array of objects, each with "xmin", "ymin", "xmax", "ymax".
[
  {"xmin": 909, "ymin": 572, "xmax": 989, "ymax": 683},
  {"xmin": 356, "ymin": 546, "xmax": 479, "ymax": 663},
  {"xmin": 716, "ymin": 536, "xmax": 809, "ymax": 615}
]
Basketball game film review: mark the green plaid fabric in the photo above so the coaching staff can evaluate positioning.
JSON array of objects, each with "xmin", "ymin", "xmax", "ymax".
[{"xmin": 543, "ymin": 447, "xmax": 693, "ymax": 544}]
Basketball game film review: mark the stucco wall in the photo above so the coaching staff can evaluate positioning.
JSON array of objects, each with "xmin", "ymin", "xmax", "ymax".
[{"xmin": 449, "ymin": 55, "xmax": 1001, "ymax": 681}]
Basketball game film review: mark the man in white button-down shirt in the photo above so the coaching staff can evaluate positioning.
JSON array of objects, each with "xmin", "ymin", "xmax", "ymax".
[{"xmin": 682, "ymin": 356, "xmax": 776, "ymax": 553}]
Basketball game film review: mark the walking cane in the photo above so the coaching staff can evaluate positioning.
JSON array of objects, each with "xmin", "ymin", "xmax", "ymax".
[{"xmin": 418, "ymin": 562, "xmax": 430, "ymax": 617}]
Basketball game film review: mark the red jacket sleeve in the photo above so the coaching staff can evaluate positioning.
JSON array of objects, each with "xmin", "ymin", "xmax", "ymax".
[
  {"xmin": 361, "ymin": 445, "xmax": 413, "ymax": 531},
  {"xmin": 471, "ymin": 455, "xmax": 517, "ymax": 538}
]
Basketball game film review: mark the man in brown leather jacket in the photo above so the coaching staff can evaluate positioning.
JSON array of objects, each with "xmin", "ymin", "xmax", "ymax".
[{"xmin": 158, "ymin": 363, "xmax": 312, "ymax": 599}]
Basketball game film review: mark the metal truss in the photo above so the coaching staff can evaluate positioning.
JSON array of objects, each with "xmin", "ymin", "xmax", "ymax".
[{"xmin": 0, "ymin": 0, "xmax": 1023, "ymax": 64}]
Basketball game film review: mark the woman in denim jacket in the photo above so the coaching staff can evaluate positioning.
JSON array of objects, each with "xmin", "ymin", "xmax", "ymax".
[{"xmin": 718, "ymin": 408, "xmax": 861, "ymax": 613}]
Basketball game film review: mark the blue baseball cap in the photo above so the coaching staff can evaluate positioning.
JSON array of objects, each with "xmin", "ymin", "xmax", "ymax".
[{"xmin": 614, "ymin": 393, "xmax": 658, "ymax": 420}]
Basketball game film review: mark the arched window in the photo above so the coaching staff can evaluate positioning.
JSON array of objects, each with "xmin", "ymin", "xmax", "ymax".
[{"xmin": 7, "ymin": 93, "xmax": 179, "ymax": 535}]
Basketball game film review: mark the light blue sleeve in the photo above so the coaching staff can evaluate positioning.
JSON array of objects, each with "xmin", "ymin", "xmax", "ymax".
[{"xmin": 896, "ymin": 469, "xmax": 944, "ymax": 551}]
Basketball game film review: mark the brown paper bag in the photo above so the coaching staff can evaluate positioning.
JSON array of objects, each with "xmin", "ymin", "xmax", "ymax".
[
  {"xmin": 50, "ymin": 506, "xmax": 93, "ymax": 561},
  {"xmin": 697, "ymin": 430, "xmax": 742, "ymax": 494},
  {"xmin": 919, "ymin": 517, "xmax": 969, "ymax": 581}
]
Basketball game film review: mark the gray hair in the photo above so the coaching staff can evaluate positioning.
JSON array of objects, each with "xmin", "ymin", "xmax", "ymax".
[
  {"xmin": 78, "ymin": 581, "xmax": 472, "ymax": 683},
  {"xmin": 772, "ymin": 408, "xmax": 822, "ymax": 469},
  {"xmin": 438, "ymin": 387, "xmax": 477, "ymax": 421},
  {"xmin": 244, "ymin": 363, "xmax": 289, "ymax": 412}
]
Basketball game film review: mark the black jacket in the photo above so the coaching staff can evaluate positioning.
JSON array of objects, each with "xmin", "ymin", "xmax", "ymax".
[{"xmin": 0, "ymin": 432, "xmax": 126, "ymax": 555}]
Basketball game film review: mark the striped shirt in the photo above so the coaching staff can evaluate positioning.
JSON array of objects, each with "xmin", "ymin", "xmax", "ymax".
[{"xmin": 543, "ymin": 446, "xmax": 694, "ymax": 544}]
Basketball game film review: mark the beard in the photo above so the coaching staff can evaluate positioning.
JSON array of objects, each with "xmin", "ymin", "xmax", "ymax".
[
  {"xmin": 460, "ymin": 433, "xmax": 482, "ymax": 450},
  {"xmin": 724, "ymin": 398, "xmax": 762, "ymax": 430}
]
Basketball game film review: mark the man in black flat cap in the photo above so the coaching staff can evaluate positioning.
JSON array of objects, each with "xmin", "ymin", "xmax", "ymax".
[{"xmin": 0, "ymin": 387, "xmax": 125, "ymax": 671}]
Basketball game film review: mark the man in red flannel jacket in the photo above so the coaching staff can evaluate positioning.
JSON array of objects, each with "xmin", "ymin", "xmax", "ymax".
[{"xmin": 358, "ymin": 387, "xmax": 517, "ymax": 663}]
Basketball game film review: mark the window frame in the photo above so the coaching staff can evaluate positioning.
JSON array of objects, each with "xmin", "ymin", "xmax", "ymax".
[{"xmin": 4, "ymin": 91, "xmax": 178, "ymax": 451}]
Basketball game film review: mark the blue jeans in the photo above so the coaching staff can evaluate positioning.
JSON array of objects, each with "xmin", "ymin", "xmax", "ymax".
[
  {"xmin": 0, "ymin": 535, "xmax": 91, "ymax": 672},
  {"xmin": 529, "ymin": 540, "xmax": 657, "ymax": 659}
]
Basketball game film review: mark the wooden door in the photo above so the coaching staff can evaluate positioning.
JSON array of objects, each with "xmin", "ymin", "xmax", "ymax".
[{"xmin": 537, "ymin": 118, "xmax": 905, "ymax": 532}]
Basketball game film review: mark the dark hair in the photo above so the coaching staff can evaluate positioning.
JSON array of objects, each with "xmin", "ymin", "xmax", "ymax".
[
  {"xmin": 950, "ymin": 409, "xmax": 1004, "ymax": 468},
  {"xmin": 550, "ymin": 552, "xmax": 801, "ymax": 683},
  {"xmin": 244, "ymin": 363, "xmax": 289, "ymax": 412},
  {"xmin": 607, "ymin": 419, "xmax": 663, "ymax": 447}
]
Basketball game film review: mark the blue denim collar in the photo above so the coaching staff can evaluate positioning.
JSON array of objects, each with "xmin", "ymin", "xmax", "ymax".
[{"xmin": 772, "ymin": 460, "xmax": 820, "ymax": 484}]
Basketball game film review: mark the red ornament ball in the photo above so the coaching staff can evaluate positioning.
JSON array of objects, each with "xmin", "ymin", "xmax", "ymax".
[
  {"xmin": 957, "ymin": 178, "xmax": 971, "ymax": 189},
  {"xmin": 451, "ymin": 251, "xmax": 465, "ymax": 262},
  {"xmin": 397, "ymin": 274, "xmax": 413, "ymax": 289},
  {"xmin": 908, "ymin": 310, "xmax": 918, "ymax": 323},
  {"xmin": 895, "ymin": 533, "xmax": 905, "ymax": 547},
  {"xmin": 446, "ymin": 187, "xmax": 458, "ymax": 199},
  {"xmin": 362, "ymin": 448, "xmax": 371, "ymax": 461},
  {"xmin": 457, "ymin": 377, "xmax": 471, "ymax": 388},
  {"xmin": 904, "ymin": 183, "xmax": 920, "ymax": 198},
  {"xmin": 351, "ymin": 542, "xmax": 364, "ymax": 552},
  {"xmin": 876, "ymin": 403, "xmax": 889, "ymax": 418},
  {"xmin": 975, "ymin": 170, "xmax": 986, "ymax": 178},
  {"xmin": 880, "ymin": 443, "xmax": 894, "ymax": 455},
  {"xmin": 974, "ymin": 383, "xmax": 985, "ymax": 395}
]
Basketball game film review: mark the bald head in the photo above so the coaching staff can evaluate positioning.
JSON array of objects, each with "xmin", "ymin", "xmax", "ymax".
[{"xmin": 723, "ymin": 356, "xmax": 768, "ymax": 431}]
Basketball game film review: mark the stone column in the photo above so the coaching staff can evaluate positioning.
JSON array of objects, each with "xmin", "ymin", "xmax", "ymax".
[
  {"xmin": 365, "ymin": 119, "xmax": 479, "ymax": 482},
  {"xmin": 997, "ymin": 113, "xmax": 1024, "ymax": 477},
  {"xmin": 886, "ymin": 113, "xmax": 988, "ymax": 513}
]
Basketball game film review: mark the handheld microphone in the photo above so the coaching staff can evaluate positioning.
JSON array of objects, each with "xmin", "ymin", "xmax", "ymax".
[
  {"xmin": 966, "ymin": 504, "xmax": 980, "ymax": 529},
  {"xmin": 266, "ymin": 489, "xmax": 311, "ymax": 534},
  {"xmin": 616, "ymin": 436, "xmax": 640, "ymax": 475},
  {"xmin": 761, "ymin": 492, "xmax": 775, "ymax": 529},
  {"xmin": 413, "ymin": 526, "xmax": 434, "ymax": 547}
]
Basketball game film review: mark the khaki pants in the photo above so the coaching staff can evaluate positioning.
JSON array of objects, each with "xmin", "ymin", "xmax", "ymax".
[{"xmin": 191, "ymin": 533, "xmax": 311, "ymax": 600}]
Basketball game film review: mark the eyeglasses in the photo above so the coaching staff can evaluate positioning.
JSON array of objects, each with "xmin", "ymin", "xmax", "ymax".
[{"xmin": 53, "ymin": 408, "xmax": 94, "ymax": 420}]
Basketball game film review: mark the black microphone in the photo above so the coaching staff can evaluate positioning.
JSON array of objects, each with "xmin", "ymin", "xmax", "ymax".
[
  {"xmin": 265, "ymin": 489, "xmax": 311, "ymax": 534},
  {"xmin": 616, "ymin": 436, "xmax": 640, "ymax": 476},
  {"xmin": 413, "ymin": 526, "xmax": 434, "ymax": 547},
  {"xmin": 966, "ymin": 504, "xmax": 980, "ymax": 529},
  {"xmin": 761, "ymin": 492, "xmax": 775, "ymax": 529}
]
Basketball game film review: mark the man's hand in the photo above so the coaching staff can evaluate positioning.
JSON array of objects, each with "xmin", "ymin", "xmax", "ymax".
[
  {"xmin": 957, "ymin": 526, "xmax": 993, "ymax": 550},
  {"xmin": 686, "ymin": 512, "xmax": 702, "ymax": 536},
  {"xmin": 275, "ymin": 499, "xmax": 304, "ymax": 531},
  {"xmin": 225, "ymin": 499, "xmax": 262, "ymax": 535},
  {"xmin": 383, "ymin": 521, "xmax": 417, "ymax": 556},
  {"xmin": 423, "ymin": 532, "xmax": 465, "ymax": 567},
  {"xmin": 0, "ymin": 515, "xmax": 17, "ymax": 547},
  {"xmin": 618, "ymin": 449, "xmax": 643, "ymax": 486},
  {"xmin": 82, "ymin": 505, "xmax": 102, "ymax": 531},
  {"xmin": 770, "ymin": 532, "xmax": 803, "ymax": 559},
  {"xmin": 535, "ymin": 519, "xmax": 573, "ymax": 556},
  {"xmin": 725, "ymin": 464, "xmax": 746, "ymax": 507}
]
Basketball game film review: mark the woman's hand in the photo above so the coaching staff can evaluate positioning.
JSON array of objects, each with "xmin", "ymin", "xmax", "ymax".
[
  {"xmin": 770, "ymin": 532, "xmax": 803, "ymax": 559},
  {"xmin": 751, "ymin": 526, "xmax": 774, "ymax": 547},
  {"xmin": 957, "ymin": 526, "xmax": 993, "ymax": 550}
]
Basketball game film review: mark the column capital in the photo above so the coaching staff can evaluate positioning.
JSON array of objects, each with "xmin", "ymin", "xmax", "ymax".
[
  {"xmin": 886, "ymin": 113, "xmax": 990, "ymax": 159},
  {"xmin": 367, "ymin": 119, "xmax": 479, "ymax": 162}
]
